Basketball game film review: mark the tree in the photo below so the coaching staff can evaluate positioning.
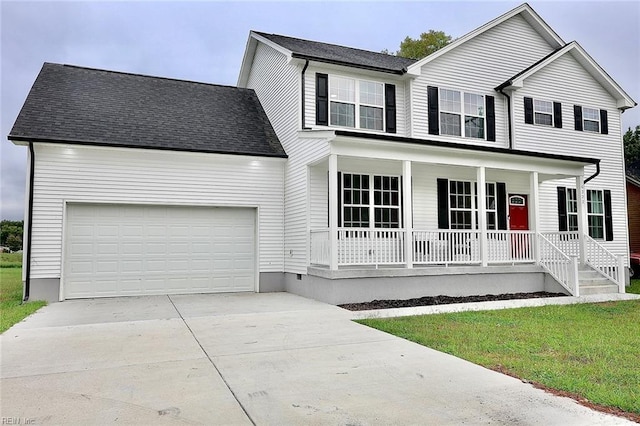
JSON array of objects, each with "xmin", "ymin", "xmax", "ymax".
[
  {"xmin": 624, "ymin": 125, "xmax": 640, "ymax": 166},
  {"xmin": 383, "ymin": 30, "xmax": 452, "ymax": 59},
  {"xmin": 1, "ymin": 220, "xmax": 23, "ymax": 251},
  {"xmin": 6, "ymin": 234, "xmax": 22, "ymax": 252}
]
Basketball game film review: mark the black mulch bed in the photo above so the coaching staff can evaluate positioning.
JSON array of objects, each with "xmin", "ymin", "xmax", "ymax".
[{"xmin": 338, "ymin": 291, "xmax": 568, "ymax": 311}]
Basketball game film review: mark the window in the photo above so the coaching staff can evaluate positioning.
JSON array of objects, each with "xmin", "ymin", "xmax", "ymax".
[
  {"xmin": 566, "ymin": 188, "xmax": 578, "ymax": 231},
  {"xmin": 330, "ymin": 76, "xmax": 384, "ymax": 131},
  {"xmin": 342, "ymin": 173, "xmax": 400, "ymax": 228},
  {"xmin": 583, "ymin": 107, "xmax": 600, "ymax": 133},
  {"xmin": 587, "ymin": 190, "xmax": 604, "ymax": 239},
  {"xmin": 449, "ymin": 180, "xmax": 496, "ymax": 229},
  {"xmin": 440, "ymin": 89, "xmax": 485, "ymax": 139},
  {"xmin": 534, "ymin": 99, "xmax": 553, "ymax": 126}
]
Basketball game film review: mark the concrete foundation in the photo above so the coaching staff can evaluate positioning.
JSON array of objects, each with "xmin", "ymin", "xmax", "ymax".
[
  {"xmin": 26, "ymin": 278, "xmax": 60, "ymax": 303},
  {"xmin": 285, "ymin": 265, "xmax": 568, "ymax": 305},
  {"xmin": 258, "ymin": 272, "xmax": 286, "ymax": 292}
]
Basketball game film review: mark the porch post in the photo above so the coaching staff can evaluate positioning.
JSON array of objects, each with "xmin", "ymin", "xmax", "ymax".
[
  {"xmin": 576, "ymin": 176, "xmax": 587, "ymax": 264},
  {"xmin": 476, "ymin": 166, "xmax": 488, "ymax": 267},
  {"xmin": 529, "ymin": 171, "xmax": 540, "ymax": 261},
  {"xmin": 328, "ymin": 154, "xmax": 339, "ymax": 270},
  {"xmin": 403, "ymin": 160, "xmax": 413, "ymax": 268}
]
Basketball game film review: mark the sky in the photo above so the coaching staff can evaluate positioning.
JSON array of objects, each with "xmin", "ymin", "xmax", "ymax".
[{"xmin": 1, "ymin": 1, "xmax": 639, "ymax": 220}]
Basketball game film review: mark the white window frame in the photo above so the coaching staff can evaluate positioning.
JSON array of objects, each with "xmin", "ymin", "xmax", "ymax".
[
  {"xmin": 583, "ymin": 107, "xmax": 600, "ymax": 133},
  {"xmin": 341, "ymin": 172, "xmax": 400, "ymax": 229},
  {"xmin": 439, "ymin": 88, "xmax": 486, "ymax": 140},
  {"xmin": 587, "ymin": 189, "xmax": 605, "ymax": 239},
  {"xmin": 566, "ymin": 188, "xmax": 579, "ymax": 232},
  {"xmin": 329, "ymin": 76, "xmax": 385, "ymax": 131},
  {"xmin": 533, "ymin": 99, "xmax": 553, "ymax": 126},
  {"xmin": 448, "ymin": 180, "xmax": 497, "ymax": 230}
]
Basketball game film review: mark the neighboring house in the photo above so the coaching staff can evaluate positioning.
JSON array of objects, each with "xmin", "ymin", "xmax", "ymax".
[
  {"xmin": 9, "ymin": 3, "xmax": 636, "ymax": 303},
  {"xmin": 627, "ymin": 162, "xmax": 640, "ymax": 254}
]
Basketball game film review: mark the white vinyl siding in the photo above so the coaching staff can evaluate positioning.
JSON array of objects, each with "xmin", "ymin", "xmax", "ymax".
[
  {"xmin": 413, "ymin": 14, "xmax": 555, "ymax": 146},
  {"xmin": 28, "ymin": 143, "xmax": 285, "ymax": 280},
  {"xmin": 246, "ymin": 43, "xmax": 331, "ymax": 274},
  {"xmin": 514, "ymin": 50, "xmax": 627, "ymax": 261}
]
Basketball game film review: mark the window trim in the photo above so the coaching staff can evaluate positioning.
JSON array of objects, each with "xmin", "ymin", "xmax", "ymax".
[
  {"xmin": 587, "ymin": 189, "xmax": 605, "ymax": 239},
  {"xmin": 328, "ymin": 75, "xmax": 385, "ymax": 131},
  {"xmin": 582, "ymin": 106, "xmax": 600, "ymax": 133},
  {"xmin": 533, "ymin": 99, "xmax": 553, "ymax": 126},
  {"xmin": 447, "ymin": 179, "xmax": 497, "ymax": 230},
  {"xmin": 340, "ymin": 172, "xmax": 401, "ymax": 229},
  {"xmin": 439, "ymin": 88, "xmax": 486, "ymax": 140},
  {"xmin": 566, "ymin": 188, "xmax": 579, "ymax": 232}
]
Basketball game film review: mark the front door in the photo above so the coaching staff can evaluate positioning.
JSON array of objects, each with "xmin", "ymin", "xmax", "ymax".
[{"xmin": 508, "ymin": 194, "xmax": 529, "ymax": 260}]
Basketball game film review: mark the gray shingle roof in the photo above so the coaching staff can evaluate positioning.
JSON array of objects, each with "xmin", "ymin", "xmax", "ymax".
[
  {"xmin": 255, "ymin": 32, "xmax": 416, "ymax": 74},
  {"xmin": 9, "ymin": 63, "xmax": 286, "ymax": 158}
]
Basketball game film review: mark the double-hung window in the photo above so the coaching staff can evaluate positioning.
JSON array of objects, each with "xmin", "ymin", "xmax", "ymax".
[
  {"xmin": 566, "ymin": 188, "xmax": 579, "ymax": 231},
  {"xmin": 587, "ymin": 190, "xmax": 605, "ymax": 239},
  {"xmin": 448, "ymin": 181, "xmax": 496, "ymax": 229},
  {"xmin": 583, "ymin": 107, "xmax": 600, "ymax": 133},
  {"xmin": 440, "ymin": 89, "xmax": 485, "ymax": 139},
  {"xmin": 341, "ymin": 173, "xmax": 400, "ymax": 228},
  {"xmin": 330, "ymin": 76, "xmax": 384, "ymax": 131},
  {"xmin": 533, "ymin": 99, "xmax": 553, "ymax": 126}
]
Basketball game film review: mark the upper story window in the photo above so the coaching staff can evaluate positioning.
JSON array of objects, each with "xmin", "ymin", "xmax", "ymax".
[
  {"xmin": 439, "ymin": 89, "xmax": 485, "ymax": 139},
  {"xmin": 329, "ymin": 76, "xmax": 384, "ymax": 131},
  {"xmin": 533, "ymin": 100, "xmax": 553, "ymax": 126},
  {"xmin": 524, "ymin": 97, "xmax": 562, "ymax": 128},
  {"xmin": 582, "ymin": 107, "xmax": 600, "ymax": 133},
  {"xmin": 316, "ymin": 73, "xmax": 396, "ymax": 134}
]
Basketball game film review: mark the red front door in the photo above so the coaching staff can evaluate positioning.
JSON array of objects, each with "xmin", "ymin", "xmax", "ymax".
[
  {"xmin": 509, "ymin": 194, "xmax": 529, "ymax": 259},
  {"xmin": 508, "ymin": 194, "xmax": 529, "ymax": 230}
]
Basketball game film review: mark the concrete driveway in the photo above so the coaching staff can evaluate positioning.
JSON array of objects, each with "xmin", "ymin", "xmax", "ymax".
[{"xmin": 0, "ymin": 292, "xmax": 632, "ymax": 425}]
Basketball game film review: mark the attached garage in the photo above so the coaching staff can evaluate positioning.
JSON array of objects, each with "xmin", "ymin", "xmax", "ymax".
[{"xmin": 63, "ymin": 204, "xmax": 256, "ymax": 299}]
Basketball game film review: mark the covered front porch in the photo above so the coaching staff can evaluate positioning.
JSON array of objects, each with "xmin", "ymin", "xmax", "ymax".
[{"xmin": 306, "ymin": 135, "xmax": 625, "ymax": 297}]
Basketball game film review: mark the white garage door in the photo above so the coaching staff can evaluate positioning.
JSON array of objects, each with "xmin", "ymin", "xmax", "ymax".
[{"xmin": 64, "ymin": 204, "xmax": 256, "ymax": 299}]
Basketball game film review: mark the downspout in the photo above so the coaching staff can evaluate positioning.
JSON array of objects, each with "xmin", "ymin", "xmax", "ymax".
[
  {"xmin": 301, "ymin": 60, "xmax": 310, "ymax": 130},
  {"xmin": 497, "ymin": 88, "xmax": 513, "ymax": 149},
  {"xmin": 23, "ymin": 142, "xmax": 35, "ymax": 302},
  {"xmin": 584, "ymin": 161, "xmax": 600, "ymax": 184}
]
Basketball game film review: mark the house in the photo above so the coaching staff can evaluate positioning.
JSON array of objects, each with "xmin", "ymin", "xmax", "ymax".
[
  {"xmin": 627, "ymin": 162, "xmax": 640, "ymax": 254},
  {"xmin": 9, "ymin": 3, "xmax": 636, "ymax": 303}
]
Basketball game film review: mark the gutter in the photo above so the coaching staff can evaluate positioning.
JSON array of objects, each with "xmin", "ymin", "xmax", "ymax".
[
  {"xmin": 497, "ymin": 88, "xmax": 513, "ymax": 149},
  {"xmin": 584, "ymin": 161, "xmax": 600, "ymax": 184},
  {"xmin": 301, "ymin": 60, "xmax": 310, "ymax": 130},
  {"xmin": 24, "ymin": 142, "xmax": 35, "ymax": 302}
]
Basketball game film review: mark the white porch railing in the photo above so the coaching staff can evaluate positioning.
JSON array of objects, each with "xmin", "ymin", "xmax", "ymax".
[
  {"xmin": 413, "ymin": 230, "xmax": 480, "ymax": 265},
  {"xmin": 486, "ymin": 231, "xmax": 535, "ymax": 263},
  {"xmin": 310, "ymin": 229, "xmax": 330, "ymax": 266},
  {"xmin": 337, "ymin": 228, "xmax": 405, "ymax": 266},
  {"xmin": 537, "ymin": 233, "xmax": 579, "ymax": 296},
  {"xmin": 585, "ymin": 235, "xmax": 625, "ymax": 291},
  {"xmin": 540, "ymin": 232, "xmax": 580, "ymax": 257}
]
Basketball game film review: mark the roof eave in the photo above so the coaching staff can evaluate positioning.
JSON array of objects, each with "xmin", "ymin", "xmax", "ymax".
[{"xmin": 290, "ymin": 53, "xmax": 406, "ymax": 75}]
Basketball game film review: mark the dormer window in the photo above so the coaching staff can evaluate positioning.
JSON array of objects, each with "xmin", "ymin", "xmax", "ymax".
[{"xmin": 329, "ymin": 76, "xmax": 384, "ymax": 131}]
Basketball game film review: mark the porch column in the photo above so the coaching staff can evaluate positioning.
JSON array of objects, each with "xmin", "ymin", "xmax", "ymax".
[
  {"xmin": 576, "ymin": 176, "xmax": 587, "ymax": 264},
  {"xmin": 476, "ymin": 166, "xmax": 488, "ymax": 267},
  {"xmin": 529, "ymin": 171, "xmax": 540, "ymax": 261},
  {"xmin": 328, "ymin": 154, "xmax": 339, "ymax": 270},
  {"xmin": 403, "ymin": 160, "xmax": 413, "ymax": 268}
]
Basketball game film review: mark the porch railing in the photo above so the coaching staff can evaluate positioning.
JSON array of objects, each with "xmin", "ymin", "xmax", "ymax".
[
  {"xmin": 337, "ymin": 228, "xmax": 405, "ymax": 266},
  {"xmin": 585, "ymin": 235, "xmax": 625, "ymax": 291},
  {"xmin": 486, "ymin": 231, "xmax": 535, "ymax": 263},
  {"xmin": 537, "ymin": 233, "xmax": 579, "ymax": 296},
  {"xmin": 310, "ymin": 229, "xmax": 330, "ymax": 266},
  {"xmin": 413, "ymin": 230, "xmax": 480, "ymax": 265},
  {"xmin": 540, "ymin": 232, "xmax": 580, "ymax": 257}
]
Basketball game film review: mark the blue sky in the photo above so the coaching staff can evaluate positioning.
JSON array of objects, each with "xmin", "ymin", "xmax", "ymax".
[{"xmin": 1, "ymin": 1, "xmax": 639, "ymax": 220}]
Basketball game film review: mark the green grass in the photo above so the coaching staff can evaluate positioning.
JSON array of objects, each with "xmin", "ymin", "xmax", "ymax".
[
  {"xmin": 0, "ymin": 260, "xmax": 46, "ymax": 333},
  {"xmin": 0, "ymin": 252, "xmax": 23, "ymax": 268},
  {"xmin": 628, "ymin": 278, "xmax": 640, "ymax": 294},
  {"xmin": 359, "ymin": 301, "xmax": 640, "ymax": 415}
]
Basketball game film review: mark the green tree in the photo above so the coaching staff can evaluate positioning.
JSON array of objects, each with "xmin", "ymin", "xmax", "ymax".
[
  {"xmin": 383, "ymin": 30, "xmax": 452, "ymax": 59},
  {"xmin": 6, "ymin": 234, "xmax": 22, "ymax": 252},
  {"xmin": 1, "ymin": 220, "xmax": 24, "ymax": 250},
  {"xmin": 624, "ymin": 125, "xmax": 640, "ymax": 165}
]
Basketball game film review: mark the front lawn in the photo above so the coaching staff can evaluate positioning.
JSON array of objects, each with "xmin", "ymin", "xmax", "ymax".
[
  {"xmin": 359, "ymin": 301, "xmax": 640, "ymax": 418},
  {"xmin": 0, "ymin": 254, "xmax": 46, "ymax": 333},
  {"xmin": 628, "ymin": 278, "xmax": 640, "ymax": 294}
]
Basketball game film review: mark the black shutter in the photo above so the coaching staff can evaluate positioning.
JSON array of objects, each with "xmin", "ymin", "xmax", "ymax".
[
  {"xmin": 524, "ymin": 97, "xmax": 534, "ymax": 124},
  {"xmin": 574, "ymin": 105, "xmax": 583, "ymax": 131},
  {"xmin": 557, "ymin": 187, "xmax": 568, "ymax": 231},
  {"xmin": 385, "ymin": 84, "xmax": 396, "ymax": 134},
  {"xmin": 486, "ymin": 95, "xmax": 496, "ymax": 141},
  {"xmin": 600, "ymin": 109, "xmax": 608, "ymax": 135},
  {"xmin": 604, "ymin": 189, "xmax": 613, "ymax": 241},
  {"xmin": 553, "ymin": 102, "xmax": 562, "ymax": 128},
  {"xmin": 316, "ymin": 73, "xmax": 328, "ymax": 126},
  {"xmin": 428, "ymin": 86, "xmax": 439, "ymax": 135},
  {"xmin": 497, "ymin": 182, "xmax": 507, "ymax": 230},
  {"xmin": 437, "ymin": 178, "xmax": 449, "ymax": 229},
  {"xmin": 337, "ymin": 172, "xmax": 342, "ymax": 227}
]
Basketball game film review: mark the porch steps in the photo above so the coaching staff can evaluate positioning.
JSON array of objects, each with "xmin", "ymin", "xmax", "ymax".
[{"xmin": 578, "ymin": 266, "xmax": 619, "ymax": 295}]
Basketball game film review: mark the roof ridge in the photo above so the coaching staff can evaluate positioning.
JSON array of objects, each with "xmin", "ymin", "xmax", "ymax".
[
  {"xmin": 253, "ymin": 31, "xmax": 417, "ymax": 63},
  {"xmin": 51, "ymin": 63, "xmax": 252, "ymax": 91}
]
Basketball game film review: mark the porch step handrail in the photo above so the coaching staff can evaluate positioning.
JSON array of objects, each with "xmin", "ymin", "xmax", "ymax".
[
  {"xmin": 584, "ymin": 235, "xmax": 625, "ymax": 291},
  {"xmin": 537, "ymin": 233, "xmax": 579, "ymax": 296}
]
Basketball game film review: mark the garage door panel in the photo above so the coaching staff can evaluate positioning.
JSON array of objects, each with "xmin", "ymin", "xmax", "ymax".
[{"xmin": 64, "ymin": 204, "xmax": 256, "ymax": 298}]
